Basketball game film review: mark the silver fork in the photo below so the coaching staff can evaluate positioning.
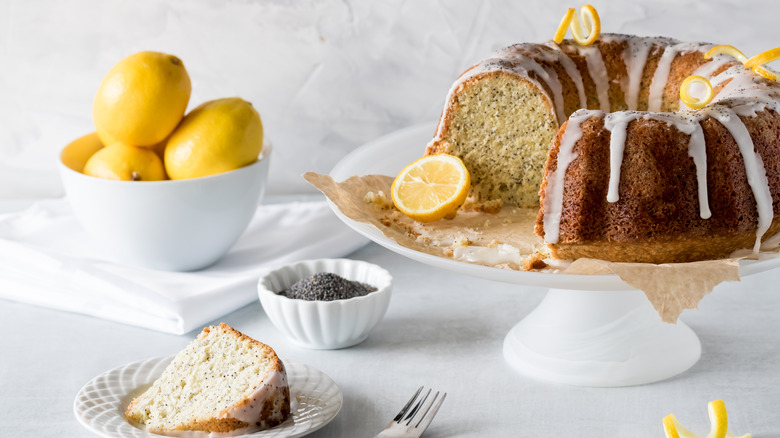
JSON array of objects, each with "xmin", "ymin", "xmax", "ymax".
[{"xmin": 375, "ymin": 386, "xmax": 447, "ymax": 438}]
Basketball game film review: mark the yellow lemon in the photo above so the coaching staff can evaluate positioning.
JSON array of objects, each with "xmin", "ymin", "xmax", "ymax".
[
  {"xmin": 391, "ymin": 153, "xmax": 470, "ymax": 222},
  {"xmin": 93, "ymin": 51, "xmax": 191, "ymax": 147},
  {"xmin": 101, "ymin": 129, "xmax": 169, "ymax": 161},
  {"xmin": 83, "ymin": 142, "xmax": 166, "ymax": 181},
  {"xmin": 164, "ymin": 97, "xmax": 263, "ymax": 180},
  {"xmin": 61, "ymin": 132, "xmax": 105, "ymax": 173},
  {"xmin": 149, "ymin": 136, "xmax": 169, "ymax": 163}
]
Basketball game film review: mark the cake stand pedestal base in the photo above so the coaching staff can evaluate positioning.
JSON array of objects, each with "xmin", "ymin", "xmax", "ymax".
[{"xmin": 503, "ymin": 288, "xmax": 701, "ymax": 387}]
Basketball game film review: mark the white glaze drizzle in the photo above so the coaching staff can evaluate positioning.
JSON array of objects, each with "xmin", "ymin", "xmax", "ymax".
[
  {"xmin": 496, "ymin": 45, "xmax": 567, "ymax": 124},
  {"xmin": 647, "ymin": 42, "xmax": 705, "ymax": 112},
  {"xmin": 690, "ymin": 53, "xmax": 732, "ymax": 81},
  {"xmin": 225, "ymin": 370, "xmax": 288, "ymax": 425},
  {"xmin": 620, "ymin": 36, "xmax": 672, "ymax": 110},
  {"xmin": 597, "ymin": 104, "xmax": 772, "ymax": 253},
  {"xmin": 709, "ymin": 65, "xmax": 780, "ymax": 116},
  {"xmin": 602, "ymin": 112, "xmax": 632, "ymax": 202},
  {"xmin": 645, "ymin": 112, "xmax": 711, "ymax": 219},
  {"xmin": 431, "ymin": 44, "xmax": 567, "ymax": 144},
  {"xmin": 542, "ymin": 109, "xmax": 602, "ymax": 242},
  {"xmin": 686, "ymin": 118, "xmax": 711, "ymax": 219},
  {"xmin": 153, "ymin": 370, "xmax": 289, "ymax": 438},
  {"xmin": 453, "ymin": 243, "xmax": 523, "ymax": 265},
  {"xmin": 434, "ymin": 35, "xmax": 780, "ymax": 254},
  {"xmin": 545, "ymin": 41, "xmax": 588, "ymax": 109},
  {"xmin": 601, "ymin": 110, "xmax": 711, "ymax": 215},
  {"xmin": 544, "ymin": 108, "xmax": 713, "ymax": 234},
  {"xmin": 704, "ymin": 106, "xmax": 773, "ymax": 253},
  {"xmin": 575, "ymin": 44, "xmax": 611, "ymax": 112},
  {"xmin": 540, "ymin": 36, "xmax": 780, "ymax": 248}
]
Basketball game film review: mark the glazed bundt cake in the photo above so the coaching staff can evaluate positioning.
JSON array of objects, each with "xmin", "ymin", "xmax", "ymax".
[
  {"xmin": 125, "ymin": 323, "xmax": 291, "ymax": 436},
  {"xmin": 426, "ymin": 34, "xmax": 780, "ymax": 263}
]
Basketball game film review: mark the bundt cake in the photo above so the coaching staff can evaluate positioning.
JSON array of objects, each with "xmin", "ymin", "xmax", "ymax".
[
  {"xmin": 426, "ymin": 34, "xmax": 780, "ymax": 263},
  {"xmin": 125, "ymin": 323, "xmax": 291, "ymax": 436}
]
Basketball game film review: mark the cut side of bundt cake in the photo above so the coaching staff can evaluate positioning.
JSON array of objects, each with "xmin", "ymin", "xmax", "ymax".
[
  {"xmin": 426, "ymin": 68, "xmax": 560, "ymax": 209},
  {"xmin": 427, "ymin": 33, "xmax": 780, "ymax": 263},
  {"xmin": 125, "ymin": 323, "xmax": 291, "ymax": 436}
]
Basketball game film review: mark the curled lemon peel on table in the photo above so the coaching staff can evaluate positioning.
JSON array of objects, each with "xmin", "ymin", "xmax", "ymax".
[
  {"xmin": 553, "ymin": 5, "xmax": 600, "ymax": 45},
  {"xmin": 663, "ymin": 399, "xmax": 751, "ymax": 438}
]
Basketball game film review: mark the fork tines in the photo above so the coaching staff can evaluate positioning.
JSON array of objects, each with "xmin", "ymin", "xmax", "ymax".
[{"xmin": 395, "ymin": 386, "xmax": 447, "ymax": 431}]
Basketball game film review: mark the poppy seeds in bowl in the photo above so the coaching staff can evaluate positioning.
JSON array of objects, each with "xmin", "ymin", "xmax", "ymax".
[{"xmin": 281, "ymin": 272, "xmax": 377, "ymax": 301}]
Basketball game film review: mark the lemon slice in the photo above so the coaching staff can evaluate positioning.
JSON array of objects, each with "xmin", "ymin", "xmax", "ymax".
[{"xmin": 391, "ymin": 154, "xmax": 470, "ymax": 223}]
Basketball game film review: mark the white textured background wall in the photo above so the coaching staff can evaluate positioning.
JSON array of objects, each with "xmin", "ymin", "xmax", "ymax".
[{"xmin": 0, "ymin": 0, "xmax": 775, "ymax": 198}]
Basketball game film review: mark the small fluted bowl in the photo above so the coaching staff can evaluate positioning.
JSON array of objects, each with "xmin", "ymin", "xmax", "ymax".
[{"xmin": 257, "ymin": 258, "xmax": 392, "ymax": 349}]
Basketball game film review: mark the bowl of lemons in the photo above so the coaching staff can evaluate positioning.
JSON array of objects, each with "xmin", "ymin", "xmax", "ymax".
[{"xmin": 59, "ymin": 51, "xmax": 271, "ymax": 271}]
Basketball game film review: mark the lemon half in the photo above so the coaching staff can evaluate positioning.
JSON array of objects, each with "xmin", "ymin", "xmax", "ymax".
[{"xmin": 391, "ymin": 154, "xmax": 470, "ymax": 223}]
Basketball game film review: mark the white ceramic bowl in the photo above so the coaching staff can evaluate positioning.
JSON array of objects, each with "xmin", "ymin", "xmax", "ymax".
[
  {"xmin": 59, "ymin": 132, "xmax": 271, "ymax": 271},
  {"xmin": 257, "ymin": 258, "xmax": 393, "ymax": 349}
]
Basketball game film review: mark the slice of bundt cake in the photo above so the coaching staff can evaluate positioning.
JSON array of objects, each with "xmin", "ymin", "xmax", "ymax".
[{"xmin": 125, "ymin": 323, "xmax": 291, "ymax": 436}]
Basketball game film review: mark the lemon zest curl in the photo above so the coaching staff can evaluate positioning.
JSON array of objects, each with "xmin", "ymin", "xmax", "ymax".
[{"xmin": 553, "ymin": 5, "xmax": 600, "ymax": 46}]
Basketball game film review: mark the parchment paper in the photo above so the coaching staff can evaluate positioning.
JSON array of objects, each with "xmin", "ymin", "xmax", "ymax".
[{"xmin": 305, "ymin": 171, "xmax": 779, "ymax": 323}]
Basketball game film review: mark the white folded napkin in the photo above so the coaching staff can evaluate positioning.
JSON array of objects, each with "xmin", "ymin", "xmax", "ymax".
[{"xmin": 0, "ymin": 198, "xmax": 368, "ymax": 334}]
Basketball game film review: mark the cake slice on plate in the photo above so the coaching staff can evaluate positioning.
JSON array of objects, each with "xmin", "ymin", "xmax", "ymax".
[{"xmin": 125, "ymin": 323, "xmax": 291, "ymax": 436}]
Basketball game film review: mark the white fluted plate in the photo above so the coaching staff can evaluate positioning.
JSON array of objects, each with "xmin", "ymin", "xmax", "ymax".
[{"xmin": 74, "ymin": 356, "xmax": 342, "ymax": 438}]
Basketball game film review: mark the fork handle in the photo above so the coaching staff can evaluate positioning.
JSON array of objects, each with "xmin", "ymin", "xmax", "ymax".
[
  {"xmin": 374, "ymin": 425, "xmax": 410, "ymax": 438},
  {"xmin": 374, "ymin": 426, "xmax": 404, "ymax": 437}
]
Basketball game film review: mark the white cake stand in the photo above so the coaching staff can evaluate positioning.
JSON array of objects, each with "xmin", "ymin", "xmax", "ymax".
[{"xmin": 328, "ymin": 123, "xmax": 780, "ymax": 387}]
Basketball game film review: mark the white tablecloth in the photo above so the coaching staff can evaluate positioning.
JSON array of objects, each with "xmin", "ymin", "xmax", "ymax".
[
  {"xmin": 3, "ymin": 240, "xmax": 779, "ymax": 437},
  {"xmin": 0, "ymin": 198, "xmax": 367, "ymax": 334}
]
